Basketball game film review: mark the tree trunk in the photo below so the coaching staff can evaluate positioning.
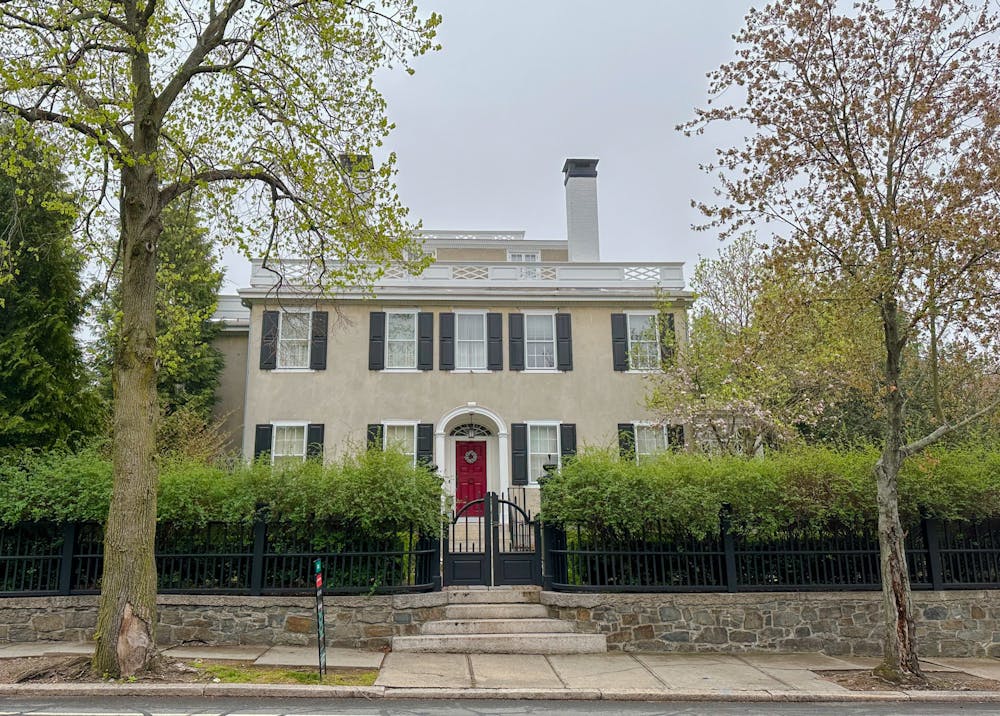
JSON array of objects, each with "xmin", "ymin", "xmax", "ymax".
[
  {"xmin": 92, "ymin": 163, "xmax": 161, "ymax": 678},
  {"xmin": 873, "ymin": 298, "xmax": 924, "ymax": 684}
]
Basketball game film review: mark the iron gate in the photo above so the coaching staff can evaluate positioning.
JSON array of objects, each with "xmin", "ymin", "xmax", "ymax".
[{"xmin": 444, "ymin": 491, "xmax": 541, "ymax": 586}]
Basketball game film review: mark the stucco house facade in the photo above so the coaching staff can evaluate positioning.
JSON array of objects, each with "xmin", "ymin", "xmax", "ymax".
[{"xmin": 212, "ymin": 158, "xmax": 694, "ymax": 512}]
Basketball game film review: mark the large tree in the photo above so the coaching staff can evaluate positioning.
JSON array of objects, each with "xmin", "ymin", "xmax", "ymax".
[
  {"xmin": 0, "ymin": 0, "xmax": 439, "ymax": 677},
  {"xmin": 685, "ymin": 0, "xmax": 1000, "ymax": 681},
  {"xmin": 0, "ymin": 127, "xmax": 101, "ymax": 452}
]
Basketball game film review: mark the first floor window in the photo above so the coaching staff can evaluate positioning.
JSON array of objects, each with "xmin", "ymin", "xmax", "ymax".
[
  {"xmin": 634, "ymin": 423, "xmax": 684, "ymax": 461},
  {"xmin": 528, "ymin": 423, "xmax": 559, "ymax": 482},
  {"xmin": 386, "ymin": 311, "xmax": 417, "ymax": 368},
  {"xmin": 384, "ymin": 423, "xmax": 417, "ymax": 464},
  {"xmin": 525, "ymin": 314, "xmax": 556, "ymax": 369},
  {"xmin": 456, "ymin": 313, "xmax": 486, "ymax": 369},
  {"xmin": 627, "ymin": 313, "xmax": 659, "ymax": 371},
  {"xmin": 278, "ymin": 311, "xmax": 311, "ymax": 368},
  {"xmin": 273, "ymin": 424, "xmax": 307, "ymax": 465}
]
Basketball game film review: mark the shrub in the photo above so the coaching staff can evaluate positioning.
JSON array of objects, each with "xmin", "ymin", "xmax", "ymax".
[
  {"xmin": 541, "ymin": 444, "xmax": 1000, "ymax": 539},
  {"xmin": 0, "ymin": 445, "xmax": 443, "ymax": 535}
]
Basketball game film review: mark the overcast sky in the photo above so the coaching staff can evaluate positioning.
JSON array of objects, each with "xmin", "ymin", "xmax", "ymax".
[{"xmin": 224, "ymin": 1, "xmax": 757, "ymax": 290}]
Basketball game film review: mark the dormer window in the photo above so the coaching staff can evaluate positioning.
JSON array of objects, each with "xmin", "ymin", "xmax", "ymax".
[{"xmin": 508, "ymin": 250, "xmax": 540, "ymax": 263}]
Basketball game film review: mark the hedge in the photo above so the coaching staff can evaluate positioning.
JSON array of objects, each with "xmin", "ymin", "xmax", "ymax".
[
  {"xmin": 0, "ymin": 446, "xmax": 443, "ymax": 534},
  {"xmin": 540, "ymin": 445, "xmax": 1000, "ymax": 539}
]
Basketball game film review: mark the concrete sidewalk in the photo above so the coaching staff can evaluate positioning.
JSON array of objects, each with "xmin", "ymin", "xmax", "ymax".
[{"xmin": 2, "ymin": 641, "xmax": 1000, "ymax": 702}]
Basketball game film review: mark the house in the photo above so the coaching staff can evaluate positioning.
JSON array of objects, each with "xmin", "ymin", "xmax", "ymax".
[{"xmin": 212, "ymin": 158, "xmax": 694, "ymax": 513}]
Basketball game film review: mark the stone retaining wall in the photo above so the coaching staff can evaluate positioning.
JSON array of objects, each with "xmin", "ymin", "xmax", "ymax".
[
  {"xmin": 0, "ymin": 592, "xmax": 448, "ymax": 650},
  {"xmin": 3, "ymin": 590, "xmax": 998, "ymax": 656},
  {"xmin": 541, "ymin": 590, "xmax": 1000, "ymax": 657}
]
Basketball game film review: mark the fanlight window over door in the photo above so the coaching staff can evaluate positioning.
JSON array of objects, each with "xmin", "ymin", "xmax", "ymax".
[{"xmin": 450, "ymin": 423, "xmax": 493, "ymax": 438}]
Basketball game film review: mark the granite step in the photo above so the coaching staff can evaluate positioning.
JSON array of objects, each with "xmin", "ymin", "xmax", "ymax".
[
  {"xmin": 445, "ymin": 587, "xmax": 540, "ymax": 605},
  {"xmin": 422, "ymin": 618, "xmax": 574, "ymax": 635},
  {"xmin": 443, "ymin": 603, "xmax": 550, "ymax": 620}
]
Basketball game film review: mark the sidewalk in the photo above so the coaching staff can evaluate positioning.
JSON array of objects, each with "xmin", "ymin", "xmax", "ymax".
[{"xmin": 1, "ymin": 641, "xmax": 1000, "ymax": 702}]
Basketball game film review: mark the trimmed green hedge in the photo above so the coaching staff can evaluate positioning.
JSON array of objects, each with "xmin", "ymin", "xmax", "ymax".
[
  {"xmin": 0, "ymin": 447, "xmax": 443, "ymax": 534},
  {"xmin": 540, "ymin": 445, "xmax": 1000, "ymax": 539}
]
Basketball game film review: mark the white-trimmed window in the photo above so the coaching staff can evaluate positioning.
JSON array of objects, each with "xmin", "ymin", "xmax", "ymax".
[
  {"xmin": 272, "ymin": 423, "xmax": 308, "ymax": 465},
  {"xmin": 383, "ymin": 422, "xmax": 417, "ymax": 464},
  {"xmin": 277, "ymin": 311, "xmax": 311, "ymax": 369},
  {"xmin": 455, "ymin": 312, "xmax": 487, "ymax": 369},
  {"xmin": 508, "ymin": 250, "xmax": 541, "ymax": 279},
  {"xmin": 525, "ymin": 313, "xmax": 556, "ymax": 370},
  {"xmin": 528, "ymin": 422, "xmax": 560, "ymax": 483},
  {"xmin": 386, "ymin": 311, "xmax": 418, "ymax": 369},
  {"xmin": 627, "ymin": 312, "xmax": 660, "ymax": 371},
  {"xmin": 633, "ymin": 422, "xmax": 684, "ymax": 462}
]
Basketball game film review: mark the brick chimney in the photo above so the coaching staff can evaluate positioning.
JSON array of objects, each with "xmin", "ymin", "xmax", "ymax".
[{"xmin": 562, "ymin": 158, "xmax": 600, "ymax": 262}]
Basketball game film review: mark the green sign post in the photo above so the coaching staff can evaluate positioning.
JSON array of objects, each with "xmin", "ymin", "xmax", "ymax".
[{"xmin": 314, "ymin": 558, "xmax": 326, "ymax": 679}]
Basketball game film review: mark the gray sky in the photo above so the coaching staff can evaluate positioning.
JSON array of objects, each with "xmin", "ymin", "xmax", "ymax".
[{"xmin": 224, "ymin": 1, "xmax": 756, "ymax": 290}]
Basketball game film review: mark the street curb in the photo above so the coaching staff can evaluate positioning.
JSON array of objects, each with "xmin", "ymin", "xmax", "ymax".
[{"xmin": 2, "ymin": 682, "xmax": 1000, "ymax": 702}]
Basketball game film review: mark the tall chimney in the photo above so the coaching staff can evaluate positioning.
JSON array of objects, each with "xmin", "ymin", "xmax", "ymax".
[{"xmin": 562, "ymin": 158, "xmax": 600, "ymax": 262}]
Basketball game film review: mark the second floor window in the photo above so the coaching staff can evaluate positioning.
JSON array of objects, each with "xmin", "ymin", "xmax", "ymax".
[
  {"xmin": 456, "ymin": 313, "xmax": 486, "ymax": 369},
  {"xmin": 627, "ymin": 313, "xmax": 659, "ymax": 371},
  {"xmin": 278, "ymin": 312, "xmax": 311, "ymax": 369},
  {"xmin": 525, "ymin": 314, "xmax": 556, "ymax": 369},
  {"xmin": 386, "ymin": 312, "xmax": 417, "ymax": 369}
]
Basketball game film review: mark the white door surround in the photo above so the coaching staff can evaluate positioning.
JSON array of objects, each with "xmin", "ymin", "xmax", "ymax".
[{"xmin": 436, "ymin": 404, "xmax": 510, "ymax": 502}]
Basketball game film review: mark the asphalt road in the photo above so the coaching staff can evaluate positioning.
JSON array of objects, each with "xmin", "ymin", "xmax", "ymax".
[{"xmin": 0, "ymin": 698, "xmax": 998, "ymax": 716}]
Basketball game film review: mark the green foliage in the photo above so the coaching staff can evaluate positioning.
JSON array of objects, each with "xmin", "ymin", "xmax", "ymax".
[
  {"xmin": 0, "ymin": 125, "xmax": 102, "ymax": 452},
  {"xmin": 0, "ymin": 447, "xmax": 443, "ymax": 534},
  {"xmin": 541, "ymin": 445, "xmax": 1000, "ymax": 539},
  {"xmin": 95, "ymin": 201, "xmax": 224, "ymax": 419}
]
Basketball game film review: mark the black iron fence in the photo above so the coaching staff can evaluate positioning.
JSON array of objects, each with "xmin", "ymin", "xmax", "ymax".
[
  {"xmin": 543, "ymin": 517, "xmax": 1000, "ymax": 592},
  {"xmin": 0, "ymin": 521, "xmax": 440, "ymax": 596}
]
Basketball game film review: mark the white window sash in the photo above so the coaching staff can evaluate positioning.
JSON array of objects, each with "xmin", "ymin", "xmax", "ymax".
[
  {"xmin": 455, "ymin": 313, "xmax": 486, "ymax": 369},
  {"xmin": 277, "ymin": 311, "xmax": 311, "ymax": 369},
  {"xmin": 385, "ymin": 311, "xmax": 418, "ymax": 369},
  {"xmin": 526, "ymin": 422, "xmax": 560, "ymax": 484}
]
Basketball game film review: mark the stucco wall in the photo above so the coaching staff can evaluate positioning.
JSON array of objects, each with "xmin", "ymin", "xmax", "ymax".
[
  {"xmin": 212, "ymin": 330, "xmax": 248, "ymax": 453},
  {"xmin": 240, "ymin": 301, "xmax": 688, "ymax": 498}
]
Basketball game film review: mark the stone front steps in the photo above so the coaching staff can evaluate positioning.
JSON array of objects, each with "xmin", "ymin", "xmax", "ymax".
[{"xmin": 391, "ymin": 587, "xmax": 607, "ymax": 654}]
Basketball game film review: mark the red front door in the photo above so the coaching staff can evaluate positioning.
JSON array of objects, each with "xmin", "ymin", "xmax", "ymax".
[{"xmin": 455, "ymin": 441, "xmax": 487, "ymax": 517}]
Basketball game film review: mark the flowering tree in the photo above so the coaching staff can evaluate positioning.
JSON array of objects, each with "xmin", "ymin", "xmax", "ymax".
[
  {"xmin": 684, "ymin": 0, "xmax": 1000, "ymax": 681},
  {"xmin": 0, "ymin": 0, "xmax": 439, "ymax": 677}
]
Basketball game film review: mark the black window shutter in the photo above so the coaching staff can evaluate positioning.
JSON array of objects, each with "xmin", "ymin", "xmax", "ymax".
[
  {"xmin": 260, "ymin": 311, "xmax": 279, "ymax": 370},
  {"xmin": 417, "ymin": 312, "xmax": 434, "ymax": 370},
  {"xmin": 439, "ymin": 312, "xmax": 455, "ymax": 370},
  {"xmin": 511, "ymin": 423, "xmax": 528, "ymax": 485},
  {"xmin": 416, "ymin": 423, "xmax": 434, "ymax": 465},
  {"xmin": 254, "ymin": 424, "xmax": 273, "ymax": 459},
  {"xmin": 611, "ymin": 313, "xmax": 628, "ymax": 371},
  {"xmin": 487, "ymin": 313, "xmax": 503, "ymax": 371},
  {"xmin": 618, "ymin": 423, "xmax": 636, "ymax": 461},
  {"xmin": 668, "ymin": 424, "xmax": 685, "ymax": 451},
  {"xmin": 368, "ymin": 312, "xmax": 386, "ymax": 371},
  {"xmin": 659, "ymin": 312, "xmax": 676, "ymax": 366},
  {"xmin": 310, "ymin": 311, "xmax": 328, "ymax": 370},
  {"xmin": 306, "ymin": 423, "xmax": 325, "ymax": 458},
  {"xmin": 559, "ymin": 423, "xmax": 577, "ymax": 459},
  {"xmin": 509, "ymin": 313, "xmax": 525, "ymax": 371},
  {"xmin": 556, "ymin": 313, "xmax": 573, "ymax": 371},
  {"xmin": 366, "ymin": 424, "xmax": 383, "ymax": 450}
]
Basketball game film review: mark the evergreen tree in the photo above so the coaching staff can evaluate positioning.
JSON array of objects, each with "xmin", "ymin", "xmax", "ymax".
[{"xmin": 0, "ymin": 129, "xmax": 101, "ymax": 451}]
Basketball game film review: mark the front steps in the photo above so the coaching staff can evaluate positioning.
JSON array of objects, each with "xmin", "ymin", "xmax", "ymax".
[{"xmin": 391, "ymin": 587, "xmax": 607, "ymax": 654}]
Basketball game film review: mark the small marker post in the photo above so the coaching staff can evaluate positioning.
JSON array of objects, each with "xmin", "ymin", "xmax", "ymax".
[{"xmin": 314, "ymin": 558, "xmax": 326, "ymax": 679}]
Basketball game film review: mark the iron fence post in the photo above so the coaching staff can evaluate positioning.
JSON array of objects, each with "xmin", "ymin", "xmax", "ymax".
[
  {"xmin": 541, "ymin": 523, "xmax": 556, "ymax": 590},
  {"xmin": 923, "ymin": 516, "xmax": 944, "ymax": 590},
  {"xmin": 429, "ymin": 534, "xmax": 442, "ymax": 591},
  {"xmin": 58, "ymin": 523, "xmax": 76, "ymax": 595},
  {"xmin": 721, "ymin": 506, "xmax": 738, "ymax": 593},
  {"xmin": 250, "ymin": 518, "xmax": 267, "ymax": 596}
]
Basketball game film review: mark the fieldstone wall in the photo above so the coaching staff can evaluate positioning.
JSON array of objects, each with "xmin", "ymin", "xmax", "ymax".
[
  {"xmin": 541, "ymin": 590, "xmax": 1000, "ymax": 657},
  {"xmin": 0, "ymin": 592, "xmax": 447, "ymax": 650}
]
